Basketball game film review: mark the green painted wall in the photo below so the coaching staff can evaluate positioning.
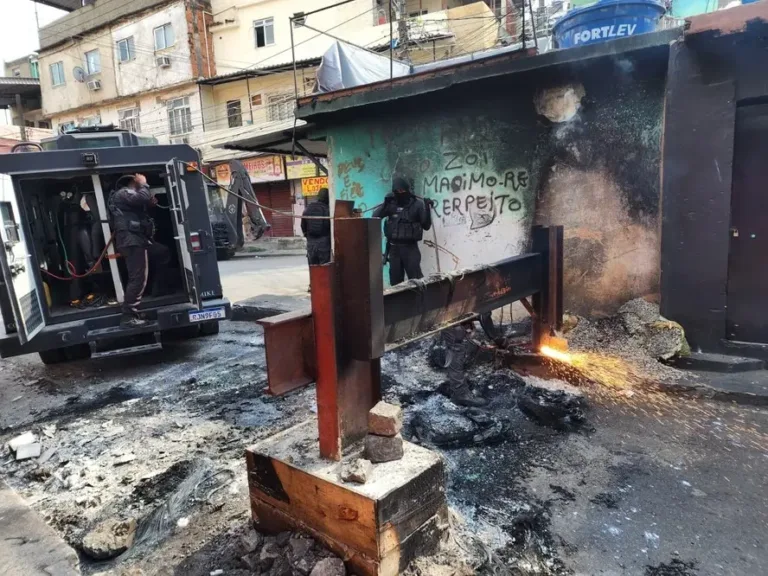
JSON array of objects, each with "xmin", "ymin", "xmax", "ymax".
[{"xmin": 324, "ymin": 50, "xmax": 668, "ymax": 315}]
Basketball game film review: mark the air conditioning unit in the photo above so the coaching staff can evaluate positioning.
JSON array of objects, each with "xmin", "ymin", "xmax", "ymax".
[
  {"xmin": 86, "ymin": 79, "xmax": 102, "ymax": 91},
  {"xmin": 156, "ymin": 56, "xmax": 172, "ymax": 68}
]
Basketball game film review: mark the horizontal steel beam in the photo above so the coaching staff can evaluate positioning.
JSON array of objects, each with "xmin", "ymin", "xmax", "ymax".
[{"xmin": 382, "ymin": 253, "xmax": 543, "ymax": 347}]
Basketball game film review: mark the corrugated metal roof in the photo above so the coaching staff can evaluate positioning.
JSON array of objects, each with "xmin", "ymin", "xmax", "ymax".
[
  {"xmin": 198, "ymin": 58, "xmax": 321, "ymax": 86},
  {"xmin": 0, "ymin": 77, "xmax": 40, "ymax": 87}
]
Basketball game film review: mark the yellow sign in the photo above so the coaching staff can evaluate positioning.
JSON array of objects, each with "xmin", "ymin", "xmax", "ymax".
[
  {"xmin": 301, "ymin": 176, "xmax": 329, "ymax": 196},
  {"xmin": 286, "ymin": 155, "xmax": 318, "ymax": 179}
]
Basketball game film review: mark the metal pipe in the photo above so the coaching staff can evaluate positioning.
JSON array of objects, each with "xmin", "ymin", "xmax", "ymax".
[
  {"xmin": 390, "ymin": 0, "xmax": 394, "ymax": 79},
  {"xmin": 528, "ymin": 0, "xmax": 538, "ymax": 51},
  {"xmin": 290, "ymin": 17, "xmax": 299, "ymax": 105}
]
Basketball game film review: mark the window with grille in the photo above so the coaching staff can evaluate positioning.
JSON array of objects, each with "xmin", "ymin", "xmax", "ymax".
[
  {"xmin": 117, "ymin": 37, "xmax": 135, "ymax": 62},
  {"xmin": 80, "ymin": 115, "xmax": 101, "ymax": 127},
  {"xmin": 227, "ymin": 100, "xmax": 242, "ymax": 128},
  {"xmin": 118, "ymin": 107, "xmax": 141, "ymax": 132},
  {"xmin": 154, "ymin": 23, "xmax": 175, "ymax": 50},
  {"xmin": 59, "ymin": 121, "xmax": 76, "ymax": 133},
  {"xmin": 167, "ymin": 96, "xmax": 193, "ymax": 135},
  {"xmin": 267, "ymin": 93, "xmax": 294, "ymax": 122},
  {"xmin": 50, "ymin": 61, "xmax": 65, "ymax": 86},
  {"xmin": 85, "ymin": 49, "xmax": 100, "ymax": 75},
  {"xmin": 254, "ymin": 18, "xmax": 275, "ymax": 48}
]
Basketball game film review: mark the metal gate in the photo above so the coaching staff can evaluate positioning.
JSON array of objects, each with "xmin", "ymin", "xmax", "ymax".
[{"xmin": 726, "ymin": 103, "xmax": 768, "ymax": 342}]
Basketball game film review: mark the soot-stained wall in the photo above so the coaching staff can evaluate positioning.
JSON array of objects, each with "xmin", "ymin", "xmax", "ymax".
[{"xmin": 327, "ymin": 48, "xmax": 668, "ymax": 316}]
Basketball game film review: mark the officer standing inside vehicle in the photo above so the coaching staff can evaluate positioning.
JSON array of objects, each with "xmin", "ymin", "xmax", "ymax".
[
  {"xmin": 300, "ymin": 187, "xmax": 331, "ymax": 265},
  {"xmin": 109, "ymin": 173, "xmax": 170, "ymax": 327},
  {"xmin": 373, "ymin": 175, "xmax": 434, "ymax": 285}
]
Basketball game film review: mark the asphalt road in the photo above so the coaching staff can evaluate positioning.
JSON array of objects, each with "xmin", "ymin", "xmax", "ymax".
[{"xmin": 218, "ymin": 255, "xmax": 308, "ymax": 304}]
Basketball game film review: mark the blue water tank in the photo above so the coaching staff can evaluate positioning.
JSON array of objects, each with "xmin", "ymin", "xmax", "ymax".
[{"xmin": 552, "ymin": 0, "xmax": 666, "ymax": 49}]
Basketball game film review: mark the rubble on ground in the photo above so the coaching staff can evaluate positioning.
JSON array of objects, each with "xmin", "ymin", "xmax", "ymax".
[{"xmin": 81, "ymin": 517, "xmax": 137, "ymax": 560}]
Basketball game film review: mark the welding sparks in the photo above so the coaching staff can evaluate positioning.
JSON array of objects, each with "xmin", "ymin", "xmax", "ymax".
[{"xmin": 540, "ymin": 345, "xmax": 573, "ymax": 364}]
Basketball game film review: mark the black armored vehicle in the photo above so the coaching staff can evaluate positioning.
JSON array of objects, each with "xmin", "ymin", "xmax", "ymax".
[{"xmin": 0, "ymin": 136, "xmax": 230, "ymax": 363}]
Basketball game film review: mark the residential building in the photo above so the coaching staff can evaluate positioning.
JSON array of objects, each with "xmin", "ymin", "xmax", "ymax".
[
  {"xmin": 36, "ymin": 0, "xmax": 215, "ymax": 144},
  {"xmin": 2, "ymin": 55, "xmax": 49, "ymax": 130},
  {"xmin": 194, "ymin": 0, "xmax": 499, "ymax": 237}
]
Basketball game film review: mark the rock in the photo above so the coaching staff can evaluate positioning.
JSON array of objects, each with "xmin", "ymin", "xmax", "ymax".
[
  {"xmin": 341, "ymin": 459, "xmax": 373, "ymax": 484},
  {"xmin": 562, "ymin": 314, "xmax": 580, "ymax": 334},
  {"xmin": 240, "ymin": 552, "xmax": 260, "ymax": 571},
  {"xmin": 81, "ymin": 518, "xmax": 137, "ymax": 560},
  {"xmin": 364, "ymin": 434, "xmax": 404, "ymax": 463},
  {"xmin": 644, "ymin": 319, "xmax": 689, "ymax": 360},
  {"xmin": 38, "ymin": 446, "xmax": 57, "ymax": 465},
  {"xmin": 8, "ymin": 431, "xmax": 36, "ymax": 451},
  {"xmin": 310, "ymin": 557, "xmax": 346, "ymax": 576},
  {"xmin": 241, "ymin": 530, "xmax": 263, "ymax": 553},
  {"xmin": 368, "ymin": 401, "xmax": 403, "ymax": 436},
  {"xmin": 270, "ymin": 556, "xmax": 292, "ymax": 576},
  {"xmin": 16, "ymin": 442, "xmax": 42, "ymax": 460},
  {"xmin": 275, "ymin": 530, "xmax": 292, "ymax": 547},
  {"xmin": 260, "ymin": 541, "xmax": 281, "ymax": 571},
  {"xmin": 294, "ymin": 554, "xmax": 317, "ymax": 575},
  {"xmin": 289, "ymin": 536, "xmax": 314, "ymax": 559}
]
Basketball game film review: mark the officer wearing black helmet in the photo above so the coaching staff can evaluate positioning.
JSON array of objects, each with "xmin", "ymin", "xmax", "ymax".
[{"xmin": 373, "ymin": 175, "xmax": 434, "ymax": 285}]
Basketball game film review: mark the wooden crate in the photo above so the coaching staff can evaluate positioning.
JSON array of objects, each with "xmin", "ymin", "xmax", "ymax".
[{"xmin": 246, "ymin": 420, "xmax": 447, "ymax": 575}]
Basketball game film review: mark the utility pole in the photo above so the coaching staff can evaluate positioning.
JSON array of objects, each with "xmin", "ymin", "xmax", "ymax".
[{"xmin": 396, "ymin": 0, "xmax": 410, "ymax": 63}]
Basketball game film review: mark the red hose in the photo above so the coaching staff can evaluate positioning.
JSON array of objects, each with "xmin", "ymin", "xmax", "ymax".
[{"xmin": 41, "ymin": 235, "xmax": 116, "ymax": 281}]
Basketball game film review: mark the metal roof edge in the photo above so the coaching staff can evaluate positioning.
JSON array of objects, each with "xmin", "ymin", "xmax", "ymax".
[{"xmin": 296, "ymin": 27, "xmax": 682, "ymax": 121}]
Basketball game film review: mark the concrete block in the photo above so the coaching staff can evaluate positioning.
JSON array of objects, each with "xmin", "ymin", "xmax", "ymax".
[
  {"xmin": 368, "ymin": 402, "xmax": 402, "ymax": 437},
  {"xmin": 8, "ymin": 431, "xmax": 36, "ymax": 451},
  {"xmin": 16, "ymin": 443, "xmax": 42, "ymax": 460},
  {"xmin": 365, "ymin": 434, "xmax": 404, "ymax": 463}
]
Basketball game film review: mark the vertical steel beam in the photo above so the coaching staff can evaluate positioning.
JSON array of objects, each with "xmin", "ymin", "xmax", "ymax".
[
  {"xmin": 531, "ymin": 226, "xmax": 549, "ymax": 350},
  {"xmin": 333, "ymin": 218, "xmax": 383, "ymax": 449},
  {"xmin": 310, "ymin": 263, "xmax": 342, "ymax": 461},
  {"xmin": 549, "ymin": 225, "xmax": 564, "ymax": 332}
]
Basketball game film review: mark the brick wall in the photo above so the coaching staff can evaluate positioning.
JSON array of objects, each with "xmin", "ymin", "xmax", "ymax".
[{"xmin": 186, "ymin": 2, "xmax": 217, "ymax": 79}]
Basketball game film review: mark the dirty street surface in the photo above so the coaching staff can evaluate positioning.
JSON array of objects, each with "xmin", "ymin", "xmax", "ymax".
[{"xmin": 1, "ymin": 300, "xmax": 766, "ymax": 576}]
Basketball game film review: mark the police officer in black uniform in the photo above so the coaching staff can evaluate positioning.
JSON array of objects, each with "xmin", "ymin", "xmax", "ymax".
[
  {"xmin": 374, "ymin": 175, "xmax": 434, "ymax": 285},
  {"xmin": 109, "ymin": 174, "xmax": 170, "ymax": 327},
  {"xmin": 300, "ymin": 187, "xmax": 331, "ymax": 265}
]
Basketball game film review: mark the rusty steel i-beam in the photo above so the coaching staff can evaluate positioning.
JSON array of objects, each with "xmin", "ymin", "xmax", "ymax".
[{"xmin": 257, "ymin": 220, "xmax": 563, "ymax": 460}]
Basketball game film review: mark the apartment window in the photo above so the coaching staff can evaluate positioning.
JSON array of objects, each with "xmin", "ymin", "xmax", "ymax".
[
  {"xmin": 167, "ymin": 96, "xmax": 193, "ymax": 135},
  {"xmin": 30, "ymin": 61, "xmax": 39, "ymax": 78},
  {"xmin": 117, "ymin": 37, "xmax": 135, "ymax": 62},
  {"xmin": 85, "ymin": 49, "xmax": 100, "ymax": 75},
  {"xmin": 226, "ymin": 100, "xmax": 242, "ymax": 128},
  {"xmin": 267, "ymin": 93, "xmax": 294, "ymax": 122},
  {"xmin": 251, "ymin": 94, "xmax": 262, "ymax": 107},
  {"xmin": 50, "ymin": 61, "xmax": 65, "ymax": 86},
  {"xmin": 154, "ymin": 23, "xmax": 175, "ymax": 50},
  {"xmin": 12, "ymin": 68, "xmax": 20, "ymax": 77},
  {"xmin": 118, "ymin": 107, "xmax": 141, "ymax": 132},
  {"xmin": 254, "ymin": 18, "xmax": 275, "ymax": 48},
  {"xmin": 38, "ymin": 120, "xmax": 50, "ymax": 129},
  {"xmin": 59, "ymin": 121, "xmax": 76, "ymax": 133},
  {"xmin": 80, "ymin": 115, "xmax": 101, "ymax": 127},
  {"xmin": 409, "ymin": 11, "xmax": 428, "ymax": 16}
]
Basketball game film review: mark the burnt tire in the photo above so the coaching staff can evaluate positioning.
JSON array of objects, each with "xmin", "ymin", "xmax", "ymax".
[
  {"xmin": 199, "ymin": 321, "xmax": 220, "ymax": 336},
  {"xmin": 39, "ymin": 348, "xmax": 68, "ymax": 365}
]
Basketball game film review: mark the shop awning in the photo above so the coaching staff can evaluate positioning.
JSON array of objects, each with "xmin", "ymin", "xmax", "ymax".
[{"xmin": 215, "ymin": 118, "xmax": 327, "ymax": 157}]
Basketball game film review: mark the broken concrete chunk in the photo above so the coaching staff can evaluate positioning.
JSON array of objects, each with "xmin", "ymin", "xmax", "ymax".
[
  {"xmin": 289, "ymin": 536, "xmax": 314, "ymax": 559},
  {"xmin": 240, "ymin": 530, "xmax": 263, "ymax": 554},
  {"xmin": 8, "ymin": 431, "xmax": 36, "ymax": 451},
  {"xmin": 16, "ymin": 442, "xmax": 42, "ymax": 460},
  {"xmin": 310, "ymin": 557, "xmax": 346, "ymax": 576},
  {"xmin": 275, "ymin": 530, "xmax": 292, "ymax": 547},
  {"xmin": 341, "ymin": 459, "xmax": 373, "ymax": 484},
  {"xmin": 368, "ymin": 401, "xmax": 403, "ymax": 437},
  {"xmin": 81, "ymin": 518, "xmax": 137, "ymax": 560},
  {"xmin": 270, "ymin": 556, "xmax": 293, "ymax": 576},
  {"xmin": 364, "ymin": 433, "xmax": 404, "ymax": 463},
  {"xmin": 260, "ymin": 541, "xmax": 281, "ymax": 571}
]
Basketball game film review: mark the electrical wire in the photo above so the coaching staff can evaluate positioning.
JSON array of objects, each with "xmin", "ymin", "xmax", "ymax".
[
  {"xmin": 41, "ymin": 233, "xmax": 115, "ymax": 281},
  {"xmin": 179, "ymin": 160, "xmax": 382, "ymax": 220}
]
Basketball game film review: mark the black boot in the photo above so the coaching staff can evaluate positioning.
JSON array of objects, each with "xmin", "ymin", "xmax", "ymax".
[{"xmin": 449, "ymin": 379, "xmax": 489, "ymax": 408}]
